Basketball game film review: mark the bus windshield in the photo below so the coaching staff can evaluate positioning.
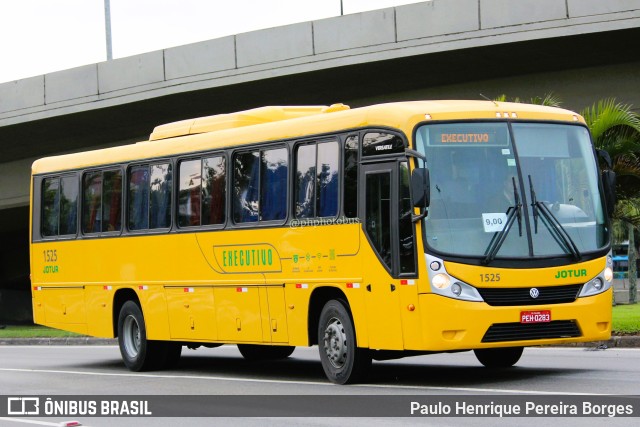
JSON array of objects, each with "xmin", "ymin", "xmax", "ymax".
[{"xmin": 416, "ymin": 121, "xmax": 608, "ymax": 260}]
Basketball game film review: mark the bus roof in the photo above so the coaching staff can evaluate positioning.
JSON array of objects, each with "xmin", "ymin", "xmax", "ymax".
[{"xmin": 31, "ymin": 100, "xmax": 585, "ymax": 175}]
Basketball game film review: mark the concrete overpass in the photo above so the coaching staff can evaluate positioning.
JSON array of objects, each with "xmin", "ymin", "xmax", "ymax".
[{"xmin": 1, "ymin": 0, "xmax": 640, "ymax": 321}]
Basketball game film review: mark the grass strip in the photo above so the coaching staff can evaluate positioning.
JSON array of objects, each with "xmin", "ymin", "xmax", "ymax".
[
  {"xmin": 0, "ymin": 325, "xmax": 84, "ymax": 338},
  {"xmin": 612, "ymin": 303, "xmax": 640, "ymax": 334}
]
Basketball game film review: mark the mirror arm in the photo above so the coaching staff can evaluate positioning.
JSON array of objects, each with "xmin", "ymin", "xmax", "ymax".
[
  {"xmin": 405, "ymin": 149, "xmax": 426, "ymax": 162},
  {"xmin": 411, "ymin": 211, "xmax": 428, "ymax": 223}
]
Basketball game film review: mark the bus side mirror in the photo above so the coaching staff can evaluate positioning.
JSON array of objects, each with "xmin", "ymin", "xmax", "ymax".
[
  {"xmin": 602, "ymin": 169, "xmax": 616, "ymax": 217},
  {"xmin": 411, "ymin": 167, "xmax": 430, "ymax": 208}
]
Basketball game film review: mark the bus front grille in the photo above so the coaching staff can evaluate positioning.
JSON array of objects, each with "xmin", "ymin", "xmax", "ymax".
[
  {"xmin": 477, "ymin": 284, "xmax": 582, "ymax": 306},
  {"xmin": 481, "ymin": 320, "xmax": 581, "ymax": 343}
]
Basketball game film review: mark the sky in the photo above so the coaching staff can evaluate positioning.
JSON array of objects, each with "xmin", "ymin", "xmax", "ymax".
[{"xmin": 0, "ymin": 0, "xmax": 425, "ymax": 84}]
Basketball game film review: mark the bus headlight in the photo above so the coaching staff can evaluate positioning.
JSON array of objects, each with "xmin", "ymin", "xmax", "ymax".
[
  {"xmin": 447, "ymin": 280, "xmax": 483, "ymax": 301},
  {"xmin": 604, "ymin": 251, "xmax": 614, "ymax": 282},
  {"xmin": 578, "ymin": 272, "xmax": 612, "ymax": 298},
  {"xmin": 430, "ymin": 273, "xmax": 483, "ymax": 301},
  {"xmin": 451, "ymin": 282, "xmax": 462, "ymax": 296},
  {"xmin": 426, "ymin": 254, "xmax": 484, "ymax": 302},
  {"xmin": 604, "ymin": 267, "xmax": 613, "ymax": 282},
  {"xmin": 432, "ymin": 273, "xmax": 450, "ymax": 289}
]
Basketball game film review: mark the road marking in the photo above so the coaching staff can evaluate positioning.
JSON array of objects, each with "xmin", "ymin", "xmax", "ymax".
[
  {"xmin": 0, "ymin": 367, "xmax": 605, "ymax": 395},
  {"xmin": 0, "ymin": 367, "xmax": 330, "ymax": 386},
  {"xmin": 0, "ymin": 418, "xmax": 85, "ymax": 426}
]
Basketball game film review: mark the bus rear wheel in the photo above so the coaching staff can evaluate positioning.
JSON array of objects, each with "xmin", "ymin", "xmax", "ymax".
[
  {"xmin": 117, "ymin": 300, "xmax": 180, "ymax": 371},
  {"xmin": 237, "ymin": 344, "xmax": 295, "ymax": 361},
  {"xmin": 474, "ymin": 347, "xmax": 524, "ymax": 368},
  {"xmin": 318, "ymin": 299, "xmax": 371, "ymax": 384}
]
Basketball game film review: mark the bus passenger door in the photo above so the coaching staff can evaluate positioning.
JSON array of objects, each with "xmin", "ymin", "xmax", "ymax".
[{"xmin": 361, "ymin": 162, "xmax": 404, "ymax": 350}]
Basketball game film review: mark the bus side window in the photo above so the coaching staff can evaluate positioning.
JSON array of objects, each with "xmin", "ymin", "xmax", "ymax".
[
  {"xmin": 233, "ymin": 148, "xmax": 287, "ymax": 224},
  {"xmin": 149, "ymin": 163, "xmax": 172, "ymax": 229},
  {"xmin": 82, "ymin": 172, "xmax": 102, "ymax": 234},
  {"xmin": 129, "ymin": 163, "xmax": 172, "ymax": 230},
  {"xmin": 129, "ymin": 166, "xmax": 150, "ymax": 230},
  {"xmin": 59, "ymin": 176, "xmax": 78, "ymax": 235},
  {"xmin": 343, "ymin": 135, "xmax": 358, "ymax": 218},
  {"xmin": 365, "ymin": 172, "xmax": 392, "ymax": 269},
  {"xmin": 178, "ymin": 159, "xmax": 202, "ymax": 227},
  {"xmin": 294, "ymin": 140, "xmax": 339, "ymax": 219},
  {"xmin": 82, "ymin": 170, "xmax": 122, "ymax": 234},
  {"xmin": 317, "ymin": 141, "xmax": 339, "ymax": 218},
  {"xmin": 295, "ymin": 144, "xmax": 316, "ymax": 218},
  {"xmin": 102, "ymin": 170, "xmax": 122, "ymax": 232},
  {"xmin": 202, "ymin": 156, "xmax": 226, "ymax": 226},
  {"xmin": 233, "ymin": 151, "xmax": 260, "ymax": 223},
  {"xmin": 42, "ymin": 177, "xmax": 60, "ymax": 237},
  {"xmin": 260, "ymin": 148, "xmax": 288, "ymax": 221}
]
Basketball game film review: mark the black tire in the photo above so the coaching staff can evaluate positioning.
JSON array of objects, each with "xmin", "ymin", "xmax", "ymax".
[
  {"xmin": 237, "ymin": 344, "xmax": 295, "ymax": 361},
  {"xmin": 117, "ymin": 300, "xmax": 172, "ymax": 371},
  {"xmin": 317, "ymin": 299, "xmax": 371, "ymax": 384},
  {"xmin": 474, "ymin": 347, "xmax": 524, "ymax": 368}
]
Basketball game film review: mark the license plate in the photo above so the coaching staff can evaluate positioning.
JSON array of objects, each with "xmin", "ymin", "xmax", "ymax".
[{"xmin": 520, "ymin": 310, "xmax": 551, "ymax": 324}]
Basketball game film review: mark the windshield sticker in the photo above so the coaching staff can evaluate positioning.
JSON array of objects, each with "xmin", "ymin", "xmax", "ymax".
[
  {"xmin": 440, "ymin": 133, "xmax": 491, "ymax": 143},
  {"xmin": 482, "ymin": 213, "xmax": 508, "ymax": 233},
  {"xmin": 507, "ymin": 158, "xmax": 516, "ymax": 167},
  {"xmin": 502, "ymin": 149, "xmax": 510, "ymax": 155},
  {"xmin": 420, "ymin": 123, "xmax": 509, "ymax": 147}
]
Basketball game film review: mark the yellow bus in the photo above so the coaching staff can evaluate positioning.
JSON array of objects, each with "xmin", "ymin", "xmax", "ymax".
[{"xmin": 30, "ymin": 101, "xmax": 616, "ymax": 384}]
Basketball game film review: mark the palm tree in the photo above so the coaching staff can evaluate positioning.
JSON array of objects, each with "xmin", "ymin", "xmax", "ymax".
[
  {"xmin": 581, "ymin": 99, "xmax": 640, "ymax": 304},
  {"xmin": 494, "ymin": 93, "xmax": 563, "ymax": 108}
]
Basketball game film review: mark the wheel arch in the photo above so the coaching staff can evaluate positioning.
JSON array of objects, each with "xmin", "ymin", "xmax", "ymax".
[
  {"xmin": 112, "ymin": 288, "xmax": 141, "ymax": 338},
  {"xmin": 307, "ymin": 286, "xmax": 351, "ymax": 346}
]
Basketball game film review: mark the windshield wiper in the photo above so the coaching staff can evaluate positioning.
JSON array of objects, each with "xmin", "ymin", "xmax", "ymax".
[
  {"xmin": 528, "ymin": 175, "xmax": 539, "ymax": 234},
  {"xmin": 482, "ymin": 177, "xmax": 522, "ymax": 265},
  {"xmin": 528, "ymin": 175, "xmax": 581, "ymax": 260}
]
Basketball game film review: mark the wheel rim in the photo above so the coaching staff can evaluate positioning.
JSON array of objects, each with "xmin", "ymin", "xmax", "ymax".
[
  {"xmin": 122, "ymin": 314, "xmax": 141, "ymax": 359},
  {"xmin": 323, "ymin": 316, "xmax": 348, "ymax": 369}
]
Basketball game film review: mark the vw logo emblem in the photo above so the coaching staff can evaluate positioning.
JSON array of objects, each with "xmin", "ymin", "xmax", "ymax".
[{"xmin": 530, "ymin": 288, "xmax": 540, "ymax": 299}]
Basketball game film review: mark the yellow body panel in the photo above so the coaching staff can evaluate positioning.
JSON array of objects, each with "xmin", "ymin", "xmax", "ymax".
[
  {"xmin": 418, "ymin": 289, "xmax": 612, "ymax": 351},
  {"xmin": 30, "ymin": 101, "xmax": 609, "ymax": 354},
  {"xmin": 31, "ymin": 223, "xmax": 368, "ymax": 344},
  {"xmin": 446, "ymin": 258, "xmax": 605, "ymax": 288},
  {"xmin": 31, "ymin": 225, "xmax": 611, "ymax": 350}
]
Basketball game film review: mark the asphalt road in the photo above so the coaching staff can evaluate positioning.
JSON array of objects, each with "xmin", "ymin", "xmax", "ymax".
[{"xmin": 0, "ymin": 345, "xmax": 638, "ymax": 426}]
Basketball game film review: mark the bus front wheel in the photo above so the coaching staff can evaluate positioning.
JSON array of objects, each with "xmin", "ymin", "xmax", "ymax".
[
  {"xmin": 317, "ymin": 299, "xmax": 371, "ymax": 384},
  {"xmin": 474, "ymin": 347, "xmax": 524, "ymax": 368}
]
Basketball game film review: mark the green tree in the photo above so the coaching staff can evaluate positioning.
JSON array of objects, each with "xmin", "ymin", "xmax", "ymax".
[
  {"xmin": 581, "ymin": 99, "xmax": 640, "ymax": 304},
  {"xmin": 494, "ymin": 93, "xmax": 563, "ymax": 108}
]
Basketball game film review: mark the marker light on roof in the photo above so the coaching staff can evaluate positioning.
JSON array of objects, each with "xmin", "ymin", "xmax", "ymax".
[
  {"xmin": 511, "ymin": 112, "xmax": 518, "ymax": 118},
  {"xmin": 425, "ymin": 114, "xmax": 432, "ymax": 120}
]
